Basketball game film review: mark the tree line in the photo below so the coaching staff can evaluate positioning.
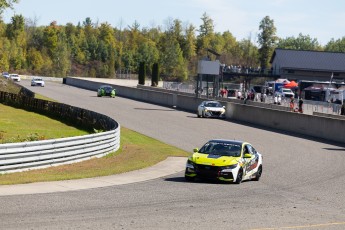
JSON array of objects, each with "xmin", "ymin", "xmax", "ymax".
[{"xmin": 1, "ymin": 1, "xmax": 345, "ymax": 81}]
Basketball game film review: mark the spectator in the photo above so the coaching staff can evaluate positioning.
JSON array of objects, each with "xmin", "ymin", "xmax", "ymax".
[
  {"xmin": 255, "ymin": 93, "xmax": 260, "ymax": 102},
  {"xmin": 237, "ymin": 91, "xmax": 242, "ymax": 99},
  {"xmin": 277, "ymin": 95, "xmax": 282, "ymax": 105},
  {"xmin": 341, "ymin": 103, "xmax": 345, "ymax": 115},
  {"xmin": 220, "ymin": 88, "xmax": 226, "ymax": 97},
  {"xmin": 298, "ymin": 98, "xmax": 304, "ymax": 113},
  {"xmin": 290, "ymin": 98, "xmax": 294, "ymax": 111}
]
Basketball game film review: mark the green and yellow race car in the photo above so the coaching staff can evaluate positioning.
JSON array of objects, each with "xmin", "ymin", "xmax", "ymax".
[
  {"xmin": 185, "ymin": 139, "xmax": 263, "ymax": 184},
  {"xmin": 97, "ymin": 85, "xmax": 116, "ymax": 98}
]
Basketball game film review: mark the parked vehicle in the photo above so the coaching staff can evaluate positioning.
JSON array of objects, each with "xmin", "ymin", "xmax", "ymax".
[
  {"xmin": 227, "ymin": 89, "xmax": 238, "ymax": 99},
  {"xmin": 185, "ymin": 139, "xmax": 263, "ymax": 183},
  {"xmin": 248, "ymin": 85, "xmax": 263, "ymax": 100},
  {"xmin": 275, "ymin": 87, "xmax": 294, "ymax": 98}
]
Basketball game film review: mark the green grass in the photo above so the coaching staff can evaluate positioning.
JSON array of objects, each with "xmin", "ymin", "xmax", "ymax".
[
  {"xmin": 0, "ymin": 127, "xmax": 189, "ymax": 185},
  {"xmin": 34, "ymin": 93, "xmax": 57, "ymax": 101},
  {"xmin": 0, "ymin": 78, "xmax": 21, "ymax": 94},
  {"xmin": 0, "ymin": 78, "xmax": 189, "ymax": 185},
  {"xmin": 0, "ymin": 104, "xmax": 89, "ymax": 143}
]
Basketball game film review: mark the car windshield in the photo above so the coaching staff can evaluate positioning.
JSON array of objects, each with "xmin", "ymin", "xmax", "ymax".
[
  {"xmin": 198, "ymin": 141, "xmax": 241, "ymax": 157},
  {"xmin": 204, "ymin": 102, "xmax": 222, "ymax": 107}
]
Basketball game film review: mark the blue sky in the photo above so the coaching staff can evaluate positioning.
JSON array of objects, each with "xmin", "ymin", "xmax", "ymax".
[{"xmin": 3, "ymin": 0, "xmax": 345, "ymax": 46}]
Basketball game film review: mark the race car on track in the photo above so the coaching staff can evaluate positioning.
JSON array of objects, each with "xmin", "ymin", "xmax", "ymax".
[
  {"xmin": 9, "ymin": 74, "xmax": 20, "ymax": 82},
  {"xmin": 197, "ymin": 100, "xmax": 225, "ymax": 118},
  {"xmin": 31, "ymin": 77, "xmax": 45, "ymax": 87},
  {"xmin": 185, "ymin": 139, "xmax": 263, "ymax": 183},
  {"xmin": 97, "ymin": 85, "xmax": 116, "ymax": 98}
]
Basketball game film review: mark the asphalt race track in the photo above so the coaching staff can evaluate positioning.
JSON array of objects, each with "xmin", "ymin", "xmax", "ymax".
[{"xmin": 1, "ymin": 80, "xmax": 345, "ymax": 230}]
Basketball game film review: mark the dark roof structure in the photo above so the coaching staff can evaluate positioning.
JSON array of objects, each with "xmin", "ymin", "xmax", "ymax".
[
  {"xmin": 270, "ymin": 49, "xmax": 345, "ymax": 81},
  {"xmin": 270, "ymin": 49, "xmax": 345, "ymax": 72}
]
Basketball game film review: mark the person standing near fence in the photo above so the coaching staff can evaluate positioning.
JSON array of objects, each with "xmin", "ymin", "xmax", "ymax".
[
  {"xmin": 298, "ymin": 98, "xmax": 303, "ymax": 113},
  {"xmin": 274, "ymin": 94, "xmax": 278, "ymax": 104},
  {"xmin": 277, "ymin": 95, "xmax": 282, "ymax": 105},
  {"xmin": 341, "ymin": 103, "xmax": 345, "ymax": 115},
  {"xmin": 290, "ymin": 98, "xmax": 294, "ymax": 111}
]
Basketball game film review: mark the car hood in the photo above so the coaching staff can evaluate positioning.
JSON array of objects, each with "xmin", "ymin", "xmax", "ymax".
[
  {"xmin": 105, "ymin": 88, "xmax": 113, "ymax": 93},
  {"xmin": 190, "ymin": 153, "xmax": 239, "ymax": 166},
  {"xmin": 204, "ymin": 106, "xmax": 224, "ymax": 111}
]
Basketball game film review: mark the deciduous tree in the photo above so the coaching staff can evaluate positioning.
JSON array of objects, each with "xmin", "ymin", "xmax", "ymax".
[{"xmin": 257, "ymin": 16, "xmax": 277, "ymax": 71}]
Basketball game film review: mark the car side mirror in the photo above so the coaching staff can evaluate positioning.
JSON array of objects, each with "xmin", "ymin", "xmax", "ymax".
[
  {"xmin": 244, "ymin": 153, "xmax": 251, "ymax": 158},
  {"xmin": 193, "ymin": 148, "xmax": 199, "ymax": 153}
]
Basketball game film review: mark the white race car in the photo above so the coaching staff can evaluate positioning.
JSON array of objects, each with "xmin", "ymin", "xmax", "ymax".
[
  {"xmin": 197, "ymin": 100, "xmax": 225, "ymax": 118},
  {"xmin": 9, "ymin": 74, "xmax": 21, "ymax": 82},
  {"xmin": 31, "ymin": 77, "xmax": 45, "ymax": 87}
]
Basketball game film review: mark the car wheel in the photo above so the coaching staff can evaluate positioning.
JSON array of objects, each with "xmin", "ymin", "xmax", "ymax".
[
  {"xmin": 235, "ymin": 169, "xmax": 243, "ymax": 184},
  {"xmin": 252, "ymin": 165, "xmax": 262, "ymax": 181},
  {"xmin": 197, "ymin": 111, "xmax": 201, "ymax": 118},
  {"xmin": 202, "ymin": 111, "xmax": 205, "ymax": 118}
]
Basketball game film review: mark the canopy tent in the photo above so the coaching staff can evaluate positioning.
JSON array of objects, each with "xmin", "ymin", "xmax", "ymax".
[{"xmin": 283, "ymin": 81, "xmax": 298, "ymax": 88}]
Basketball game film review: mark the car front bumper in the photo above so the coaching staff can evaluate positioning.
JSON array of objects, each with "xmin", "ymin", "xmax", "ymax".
[
  {"xmin": 185, "ymin": 163, "xmax": 236, "ymax": 182},
  {"xmin": 203, "ymin": 110, "xmax": 225, "ymax": 118}
]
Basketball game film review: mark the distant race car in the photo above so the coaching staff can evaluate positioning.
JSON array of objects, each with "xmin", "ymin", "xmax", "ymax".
[
  {"xmin": 97, "ymin": 85, "xmax": 116, "ymax": 97},
  {"xmin": 31, "ymin": 77, "xmax": 45, "ymax": 87},
  {"xmin": 185, "ymin": 139, "xmax": 263, "ymax": 184},
  {"xmin": 197, "ymin": 100, "xmax": 225, "ymax": 118},
  {"xmin": 9, "ymin": 74, "xmax": 20, "ymax": 82},
  {"xmin": 2, "ymin": 72, "xmax": 9, "ymax": 79}
]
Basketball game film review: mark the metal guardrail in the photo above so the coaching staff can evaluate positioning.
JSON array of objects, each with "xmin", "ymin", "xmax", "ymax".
[
  {"xmin": 0, "ymin": 129, "xmax": 120, "ymax": 173},
  {"xmin": 0, "ymin": 90, "xmax": 120, "ymax": 174}
]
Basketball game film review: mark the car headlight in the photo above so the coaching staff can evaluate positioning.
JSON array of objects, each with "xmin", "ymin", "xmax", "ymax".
[
  {"xmin": 186, "ymin": 160, "xmax": 195, "ymax": 173},
  {"xmin": 186, "ymin": 160, "xmax": 195, "ymax": 168},
  {"xmin": 221, "ymin": 164, "xmax": 238, "ymax": 172}
]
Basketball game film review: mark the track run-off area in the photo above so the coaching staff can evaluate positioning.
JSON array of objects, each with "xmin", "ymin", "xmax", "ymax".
[{"xmin": 1, "ymin": 79, "xmax": 345, "ymax": 230}]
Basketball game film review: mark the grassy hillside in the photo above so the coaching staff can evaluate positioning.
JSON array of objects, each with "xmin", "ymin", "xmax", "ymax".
[
  {"xmin": 0, "ymin": 77, "xmax": 189, "ymax": 184},
  {"xmin": 0, "ymin": 77, "xmax": 21, "ymax": 94}
]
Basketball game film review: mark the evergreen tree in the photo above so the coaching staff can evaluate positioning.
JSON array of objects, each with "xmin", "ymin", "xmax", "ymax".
[
  {"xmin": 151, "ymin": 63, "xmax": 159, "ymax": 86},
  {"xmin": 138, "ymin": 62, "xmax": 146, "ymax": 85}
]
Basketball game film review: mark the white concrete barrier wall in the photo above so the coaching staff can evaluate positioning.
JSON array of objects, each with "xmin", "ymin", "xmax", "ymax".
[
  {"xmin": 225, "ymin": 103, "xmax": 345, "ymax": 143},
  {"xmin": 65, "ymin": 77, "xmax": 345, "ymax": 144},
  {"xmin": 66, "ymin": 77, "xmax": 175, "ymax": 106}
]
